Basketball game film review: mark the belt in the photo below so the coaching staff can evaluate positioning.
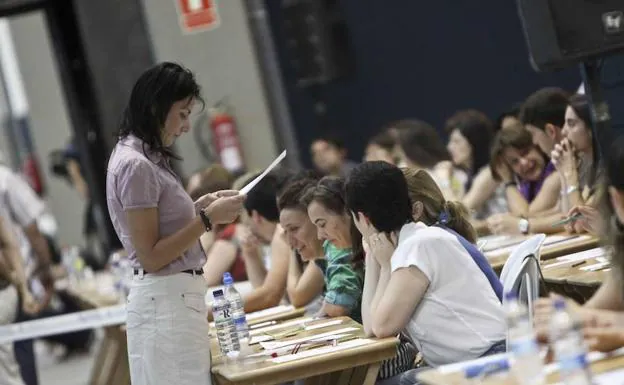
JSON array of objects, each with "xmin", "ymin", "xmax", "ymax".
[{"xmin": 132, "ymin": 268, "xmax": 204, "ymax": 276}]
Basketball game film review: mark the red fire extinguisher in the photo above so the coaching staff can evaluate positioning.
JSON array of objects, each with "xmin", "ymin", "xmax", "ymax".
[{"xmin": 208, "ymin": 99, "xmax": 245, "ymax": 174}]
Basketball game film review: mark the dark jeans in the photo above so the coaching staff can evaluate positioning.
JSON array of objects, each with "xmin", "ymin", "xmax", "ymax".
[{"xmin": 376, "ymin": 340, "xmax": 507, "ymax": 385}]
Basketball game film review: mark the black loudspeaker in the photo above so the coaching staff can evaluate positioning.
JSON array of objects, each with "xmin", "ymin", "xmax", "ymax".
[
  {"xmin": 516, "ymin": 0, "xmax": 624, "ymax": 71},
  {"xmin": 281, "ymin": 0, "xmax": 354, "ymax": 87}
]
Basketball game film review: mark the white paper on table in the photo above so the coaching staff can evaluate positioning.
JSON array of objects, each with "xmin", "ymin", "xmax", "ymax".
[
  {"xmin": 544, "ymin": 348, "xmax": 624, "ymax": 375},
  {"xmin": 580, "ymin": 261, "xmax": 611, "ymax": 272},
  {"xmin": 239, "ymin": 150, "xmax": 287, "ymax": 195},
  {"xmin": 304, "ymin": 319, "xmax": 343, "ymax": 331},
  {"xmin": 246, "ymin": 304, "xmax": 296, "ymax": 321},
  {"xmin": 259, "ymin": 327, "xmax": 359, "ymax": 350},
  {"xmin": 485, "ymin": 234, "xmax": 589, "ymax": 259},
  {"xmin": 544, "ymin": 248, "xmax": 606, "ymax": 270},
  {"xmin": 271, "ymin": 338, "xmax": 374, "ymax": 363},
  {"xmin": 249, "ymin": 317, "xmax": 314, "ymax": 336},
  {"xmin": 249, "ymin": 334, "xmax": 273, "ymax": 344}
]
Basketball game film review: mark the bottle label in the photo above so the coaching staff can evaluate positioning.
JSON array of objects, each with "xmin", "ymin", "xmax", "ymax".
[
  {"xmin": 510, "ymin": 337, "xmax": 539, "ymax": 355},
  {"xmin": 559, "ymin": 353, "xmax": 588, "ymax": 372}
]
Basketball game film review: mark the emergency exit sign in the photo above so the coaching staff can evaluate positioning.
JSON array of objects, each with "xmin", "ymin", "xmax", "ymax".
[{"xmin": 176, "ymin": 0, "xmax": 221, "ymax": 33}]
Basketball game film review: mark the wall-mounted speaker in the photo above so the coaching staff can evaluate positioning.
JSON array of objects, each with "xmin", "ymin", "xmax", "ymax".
[{"xmin": 516, "ymin": 0, "xmax": 624, "ymax": 71}]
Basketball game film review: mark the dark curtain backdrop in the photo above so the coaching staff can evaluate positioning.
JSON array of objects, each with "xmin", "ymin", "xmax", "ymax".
[{"xmin": 263, "ymin": 0, "xmax": 585, "ymax": 166}]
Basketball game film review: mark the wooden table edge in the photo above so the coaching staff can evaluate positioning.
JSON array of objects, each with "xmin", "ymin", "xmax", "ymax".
[{"xmin": 212, "ymin": 337, "xmax": 398, "ymax": 383}]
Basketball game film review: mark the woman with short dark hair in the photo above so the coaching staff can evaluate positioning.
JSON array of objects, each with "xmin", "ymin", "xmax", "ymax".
[{"xmin": 106, "ymin": 62, "xmax": 245, "ymax": 385}]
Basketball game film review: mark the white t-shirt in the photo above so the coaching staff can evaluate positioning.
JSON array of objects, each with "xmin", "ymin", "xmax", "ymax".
[
  {"xmin": 0, "ymin": 164, "xmax": 46, "ymax": 276},
  {"xmin": 392, "ymin": 222, "xmax": 506, "ymax": 367}
]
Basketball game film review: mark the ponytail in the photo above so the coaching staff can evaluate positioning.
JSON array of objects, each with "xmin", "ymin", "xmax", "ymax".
[{"xmin": 441, "ymin": 201, "xmax": 478, "ymax": 243}]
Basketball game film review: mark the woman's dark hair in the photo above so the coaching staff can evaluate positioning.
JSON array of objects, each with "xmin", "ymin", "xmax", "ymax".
[
  {"xmin": 277, "ymin": 177, "xmax": 318, "ymax": 212},
  {"xmin": 367, "ymin": 131, "xmax": 395, "ymax": 152},
  {"xmin": 568, "ymin": 93, "xmax": 600, "ymax": 186},
  {"xmin": 494, "ymin": 103, "xmax": 522, "ymax": 131},
  {"xmin": 301, "ymin": 176, "xmax": 364, "ymax": 263},
  {"xmin": 444, "ymin": 109, "xmax": 494, "ymax": 188},
  {"xmin": 118, "ymin": 62, "xmax": 204, "ymax": 160},
  {"xmin": 391, "ymin": 120, "xmax": 449, "ymax": 168},
  {"xmin": 345, "ymin": 161, "xmax": 412, "ymax": 233}
]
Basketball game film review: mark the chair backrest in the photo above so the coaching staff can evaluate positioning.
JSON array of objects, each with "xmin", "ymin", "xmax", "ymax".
[
  {"xmin": 500, "ymin": 234, "xmax": 546, "ymax": 287},
  {"xmin": 500, "ymin": 234, "xmax": 545, "ymax": 351}
]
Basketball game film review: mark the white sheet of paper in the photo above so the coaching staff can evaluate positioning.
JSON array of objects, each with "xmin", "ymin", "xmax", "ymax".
[
  {"xmin": 249, "ymin": 317, "xmax": 314, "ymax": 336},
  {"xmin": 270, "ymin": 338, "xmax": 374, "ymax": 363},
  {"xmin": 580, "ymin": 261, "xmax": 611, "ymax": 272},
  {"xmin": 239, "ymin": 150, "xmax": 287, "ymax": 195},
  {"xmin": 259, "ymin": 327, "xmax": 359, "ymax": 350},
  {"xmin": 544, "ymin": 348, "xmax": 624, "ymax": 375},
  {"xmin": 486, "ymin": 235, "xmax": 590, "ymax": 259},
  {"xmin": 544, "ymin": 248, "xmax": 606, "ymax": 270},
  {"xmin": 304, "ymin": 319, "xmax": 344, "ymax": 331}
]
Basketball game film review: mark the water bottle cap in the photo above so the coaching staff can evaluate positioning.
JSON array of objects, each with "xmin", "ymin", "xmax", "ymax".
[
  {"xmin": 553, "ymin": 298, "xmax": 566, "ymax": 310},
  {"xmin": 504, "ymin": 291, "xmax": 518, "ymax": 301},
  {"xmin": 234, "ymin": 317, "xmax": 247, "ymax": 324},
  {"xmin": 213, "ymin": 289, "xmax": 224, "ymax": 297},
  {"xmin": 223, "ymin": 272, "xmax": 233, "ymax": 285}
]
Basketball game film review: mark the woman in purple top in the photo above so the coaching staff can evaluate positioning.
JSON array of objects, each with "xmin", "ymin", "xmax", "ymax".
[
  {"xmin": 106, "ymin": 62, "xmax": 245, "ymax": 385},
  {"xmin": 485, "ymin": 124, "xmax": 566, "ymax": 235}
]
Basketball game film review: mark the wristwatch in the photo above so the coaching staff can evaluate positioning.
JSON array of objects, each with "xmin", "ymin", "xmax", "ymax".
[
  {"xmin": 504, "ymin": 181, "xmax": 517, "ymax": 190},
  {"xmin": 199, "ymin": 208, "xmax": 213, "ymax": 232},
  {"xmin": 518, "ymin": 218, "xmax": 530, "ymax": 234}
]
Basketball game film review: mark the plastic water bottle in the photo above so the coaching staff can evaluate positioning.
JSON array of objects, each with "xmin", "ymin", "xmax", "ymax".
[
  {"xmin": 549, "ymin": 299, "xmax": 593, "ymax": 385},
  {"xmin": 223, "ymin": 272, "xmax": 249, "ymax": 341},
  {"xmin": 213, "ymin": 289, "xmax": 240, "ymax": 358},
  {"xmin": 505, "ymin": 292, "xmax": 545, "ymax": 385},
  {"xmin": 63, "ymin": 246, "xmax": 85, "ymax": 286}
]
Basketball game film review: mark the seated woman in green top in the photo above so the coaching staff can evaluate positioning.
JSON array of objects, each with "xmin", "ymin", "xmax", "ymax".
[{"xmin": 277, "ymin": 176, "xmax": 364, "ymax": 321}]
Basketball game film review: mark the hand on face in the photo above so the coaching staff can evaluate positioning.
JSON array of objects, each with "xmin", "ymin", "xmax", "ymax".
[
  {"xmin": 236, "ymin": 225, "xmax": 260, "ymax": 255},
  {"xmin": 493, "ymin": 158, "xmax": 513, "ymax": 183},
  {"xmin": 551, "ymin": 138, "xmax": 578, "ymax": 180},
  {"xmin": 366, "ymin": 232, "xmax": 397, "ymax": 267}
]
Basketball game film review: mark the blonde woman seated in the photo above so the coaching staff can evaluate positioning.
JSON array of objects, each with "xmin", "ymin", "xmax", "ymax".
[{"xmin": 345, "ymin": 161, "xmax": 505, "ymax": 384}]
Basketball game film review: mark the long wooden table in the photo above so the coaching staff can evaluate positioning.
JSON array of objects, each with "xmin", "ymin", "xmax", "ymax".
[
  {"xmin": 541, "ymin": 247, "xmax": 610, "ymax": 303},
  {"xmin": 417, "ymin": 352, "xmax": 624, "ymax": 384},
  {"xmin": 483, "ymin": 234, "xmax": 599, "ymax": 272},
  {"xmin": 210, "ymin": 316, "xmax": 398, "ymax": 385},
  {"xmin": 58, "ymin": 276, "xmax": 129, "ymax": 385}
]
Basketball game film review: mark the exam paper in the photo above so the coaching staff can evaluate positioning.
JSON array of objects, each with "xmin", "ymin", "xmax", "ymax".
[
  {"xmin": 270, "ymin": 338, "xmax": 374, "ymax": 363},
  {"xmin": 239, "ymin": 150, "xmax": 287, "ymax": 195},
  {"xmin": 259, "ymin": 327, "xmax": 359, "ymax": 350}
]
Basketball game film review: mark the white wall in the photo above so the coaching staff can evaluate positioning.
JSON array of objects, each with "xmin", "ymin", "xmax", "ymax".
[
  {"xmin": 7, "ymin": 12, "xmax": 85, "ymax": 247},
  {"xmin": 141, "ymin": 0, "xmax": 278, "ymax": 176}
]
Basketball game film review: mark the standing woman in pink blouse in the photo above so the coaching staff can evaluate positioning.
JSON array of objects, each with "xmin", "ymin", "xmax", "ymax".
[{"xmin": 106, "ymin": 62, "xmax": 245, "ymax": 385}]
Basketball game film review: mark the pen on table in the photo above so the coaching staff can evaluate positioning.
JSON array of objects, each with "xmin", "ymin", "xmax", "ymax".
[
  {"xmin": 571, "ymin": 260, "xmax": 587, "ymax": 268},
  {"xmin": 551, "ymin": 213, "xmax": 583, "ymax": 227}
]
